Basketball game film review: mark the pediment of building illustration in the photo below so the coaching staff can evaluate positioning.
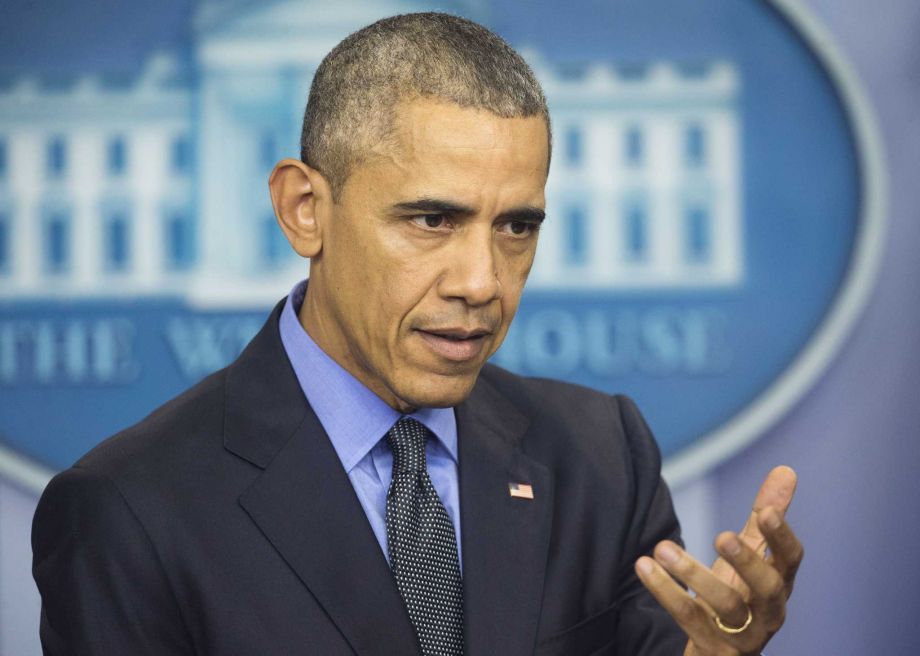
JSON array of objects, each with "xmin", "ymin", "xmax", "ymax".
[
  {"xmin": 194, "ymin": 0, "xmax": 490, "ymax": 40},
  {"xmin": 194, "ymin": 0, "xmax": 490, "ymax": 69}
]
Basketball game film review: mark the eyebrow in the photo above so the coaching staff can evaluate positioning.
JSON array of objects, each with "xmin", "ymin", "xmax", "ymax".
[{"xmin": 391, "ymin": 197, "xmax": 546, "ymax": 223}]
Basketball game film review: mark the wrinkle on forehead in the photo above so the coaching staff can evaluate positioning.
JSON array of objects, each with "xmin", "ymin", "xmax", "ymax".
[
  {"xmin": 343, "ymin": 97, "xmax": 549, "ymax": 205},
  {"xmin": 383, "ymin": 99, "xmax": 546, "ymax": 164}
]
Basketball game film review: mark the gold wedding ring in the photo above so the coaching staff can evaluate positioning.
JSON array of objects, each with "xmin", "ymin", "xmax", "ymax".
[{"xmin": 714, "ymin": 606, "xmax": 753, "ymax": 634}]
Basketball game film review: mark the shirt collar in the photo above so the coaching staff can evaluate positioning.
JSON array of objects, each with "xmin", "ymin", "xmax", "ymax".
[{"xmin": 278, "ymin": 279, "xmax": 458, "ymax": 473}]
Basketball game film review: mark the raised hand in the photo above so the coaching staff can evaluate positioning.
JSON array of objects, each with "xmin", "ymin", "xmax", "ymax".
[{"xmin": 635, "ymin": 466, "xmax": 803, "ymax": 655}]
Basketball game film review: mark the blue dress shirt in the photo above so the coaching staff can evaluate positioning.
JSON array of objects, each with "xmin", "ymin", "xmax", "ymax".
[{"xmin": 278, "ymin": 280, "xmax": 462, "ymax": 570}]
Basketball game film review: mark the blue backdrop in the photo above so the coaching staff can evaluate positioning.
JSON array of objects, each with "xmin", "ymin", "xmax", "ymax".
[{"xmin": 1, "ymin": 1, "xmax": 918, "ymax": 654}]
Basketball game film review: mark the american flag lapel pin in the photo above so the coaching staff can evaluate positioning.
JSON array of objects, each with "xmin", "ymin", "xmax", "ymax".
[{"xmin": 508, "ymin": 482, "xmax": 534, "ymax": 500}]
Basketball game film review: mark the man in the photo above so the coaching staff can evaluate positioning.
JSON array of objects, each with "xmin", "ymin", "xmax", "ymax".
[{"xmin": 32, "ymin": 12, "xmax": 802, "ymax": 656}]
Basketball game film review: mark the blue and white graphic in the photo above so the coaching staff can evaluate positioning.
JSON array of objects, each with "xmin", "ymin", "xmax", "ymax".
[
  {"xmin": 531, "ymin": 57, "xmax": 743, "ymax": 291},
  {"xmin": 0, "ymin": 0, "xmax": 885, "ymax": 491}
]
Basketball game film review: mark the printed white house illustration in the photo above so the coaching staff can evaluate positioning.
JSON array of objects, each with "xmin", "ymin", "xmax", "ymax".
[{"xmin": 0, "ymin": 0, "xmax": 742, "ymax": 306}]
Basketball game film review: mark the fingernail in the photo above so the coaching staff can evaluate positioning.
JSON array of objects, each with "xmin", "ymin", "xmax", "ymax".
[
  {"xmin": 722, "ymin": 535, "xmax": 741, "ymax": 556},
  {"xmin": 637, "ymin": 557, "xmax": 654, "ymax": 575},
  {"xmin": 658, "ymin": 543, "xmax": 680, "ymax": 565}
]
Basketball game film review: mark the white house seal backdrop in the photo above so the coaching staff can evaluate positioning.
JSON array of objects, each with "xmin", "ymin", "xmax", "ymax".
[{"xmin": 0, "ymin": 0, "xmax": 884, "ymax": 492}]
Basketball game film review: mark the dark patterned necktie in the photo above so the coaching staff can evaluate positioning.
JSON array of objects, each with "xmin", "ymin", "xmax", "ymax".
[{"xmin": 385, "ymin": 417, "xmax": 464, "ymax": 656}]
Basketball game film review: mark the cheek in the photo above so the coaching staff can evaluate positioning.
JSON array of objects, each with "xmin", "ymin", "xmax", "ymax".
[
  {"xmin": 499, "ymin": 284, "xmax": 524, "ymax": 325},
  {"xmin": 495, "ymin": 247, "xmax": 536, "ymax": 324},
  {"xmin": 366, "ymin": 244, "xmax": 436, "ymax": 344},
  {"xmin": 500, "ymin": 243, "xmax": 537, "ymax": 288}
]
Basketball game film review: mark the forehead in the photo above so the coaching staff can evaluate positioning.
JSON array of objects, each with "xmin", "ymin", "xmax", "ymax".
[
  {"xmin": 350, "ymin": 98, "xmax": 550, "ymax": 201},
  {"xmin": 403, "ymin": 97, "xmax": 539, "ymax": 138},
  {"xmin": 393, "ymin": 99, "xmax": 547, "ymax": 163}
]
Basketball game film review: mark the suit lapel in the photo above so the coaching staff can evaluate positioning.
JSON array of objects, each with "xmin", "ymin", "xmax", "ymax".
[
  {"xmin": 224, "ymin": 302, "xmax": 420, "ymax": 655},
  {"xmin": 224, "ymin": 302, "xmax": 554, "ymax": 655},
  {"xmin": 457, "ymin": 376, "xmax": 555, "ymax": 656},
  {"xmin": 237, "ymin": 408, "xmax": 420, "ymax": 656}
]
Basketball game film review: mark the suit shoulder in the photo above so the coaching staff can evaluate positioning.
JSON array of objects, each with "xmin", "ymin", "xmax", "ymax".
[
  {"xmin": 479, "ymin": 362, "xmax": 617, "ymax": 420},
  {"xmin": 74, "ymin": 368, "xmax": 228, "ymax": 481},
  {"xmin": 478, "ymin": 363, "xmax": 661, "ymax": 465}
]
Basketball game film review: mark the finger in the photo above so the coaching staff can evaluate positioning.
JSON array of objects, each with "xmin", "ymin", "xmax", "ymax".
[
  {"xmin": 653, "ymin": 541, "xmax": 750, "ymax": 629},
  {"xmin": 713, "ymin": 466, "xmax": 799, "ymax": 584},
  {"xmin": 740, "ymin": 466, "xmax": 798, "ymax": 547},
  {"xmin": 715, "ymin": 532, "xmax": 786, "ymax": 631},
  {"xmin": 634, "ymin": 557, "xmax": 732, "ymax": 653},
  {"xmin": 759, "ymin": 506, "xmax": 804, "ymax": 590}
]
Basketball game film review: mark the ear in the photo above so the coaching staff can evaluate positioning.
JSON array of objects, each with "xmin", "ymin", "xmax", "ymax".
[{"xmin": 268, "ymin": 158, "xmax": 331, "ymax": 258}]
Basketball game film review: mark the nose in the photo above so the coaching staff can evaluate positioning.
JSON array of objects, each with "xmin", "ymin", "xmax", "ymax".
[{"xmin": 437, "ymin": 231, "xmax": 502, "ymax": 307}]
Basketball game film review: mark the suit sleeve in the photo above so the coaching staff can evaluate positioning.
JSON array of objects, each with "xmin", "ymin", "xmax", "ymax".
[
  {"xmin": 611, "ymin": 395, "xmax": 689, "ymax": 655},
  {"xmin": 31, "ymin": 466, "xmax": 195, "ymax": 655}
]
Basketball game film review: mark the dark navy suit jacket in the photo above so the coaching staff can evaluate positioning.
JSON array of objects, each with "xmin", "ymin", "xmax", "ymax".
[{"xmin": 32, "ymin": 299, "xmax": 687, "ymax": 655}]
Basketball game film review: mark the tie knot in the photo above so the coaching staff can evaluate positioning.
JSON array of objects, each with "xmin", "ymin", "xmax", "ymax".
[{"xmin": 387, "ymin": 417, "xmax": 429, "ymax": 474}]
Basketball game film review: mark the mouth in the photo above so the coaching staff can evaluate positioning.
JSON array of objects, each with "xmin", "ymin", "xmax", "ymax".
[{"xmin": 415, "ymin": 327, "xmax": 492, "ymax": 362}]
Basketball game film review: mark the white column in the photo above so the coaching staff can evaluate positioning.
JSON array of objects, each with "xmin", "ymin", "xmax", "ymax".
[
  {"xmin": 132, "ymin": 128, "xmax": 172, "ymax": 292},
  {"xmin": 710, "ymin": 111, "xmax": 743, "ymax": 285},
  {"xmin": 132, "ymin": 191, "xmax": 161, "ymax": 291},
  {"xmin": 590, "ymin": 186, "xmax": 617, "ymax": 282},
  {"xmin": 11, "ymin": 132, "xmax": 42, "ymax": 293},
  {"xmin": 530, "ymin": 184, "xmax": 564, "ymax": 286},
  {"xmin": 199, "ymin": 74, "xmax": 240, "ymax": 278},
  {"xmin": 649, "ymin": 118, "xmax": 681, "ymax": 283},
  {"xmin": 70, "ymin": 132, "xmax": 101, "ymax": 290}
]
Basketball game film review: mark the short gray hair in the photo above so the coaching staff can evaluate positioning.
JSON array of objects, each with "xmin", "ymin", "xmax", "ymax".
[{"xmin": 300, "ymin": 12, "xmax": 551, "ymax": 199}]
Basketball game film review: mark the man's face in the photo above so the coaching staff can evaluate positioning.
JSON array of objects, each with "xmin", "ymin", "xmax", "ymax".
[{"xmin": 305, "ymin": 98, "xmax": 549, "ymax": 411}]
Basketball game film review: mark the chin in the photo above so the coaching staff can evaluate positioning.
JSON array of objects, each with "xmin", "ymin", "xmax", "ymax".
[{"xmin": 396, "ymin": 372, "xmax": 479, "ymax": 409}]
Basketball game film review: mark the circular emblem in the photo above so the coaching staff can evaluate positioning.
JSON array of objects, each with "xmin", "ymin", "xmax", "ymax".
[{"xmin": 0, "ymin": 0, "xmax": 885, "ymax": 491}]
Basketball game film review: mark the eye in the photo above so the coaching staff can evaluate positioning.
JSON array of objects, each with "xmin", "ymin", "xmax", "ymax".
[
  {"xmin": 410, "ymin": 214, "xmax": 449, "ymax": 229},
  {"xmin": 499, "ymin": 220, "xmax": 539, "ymax": 237}
]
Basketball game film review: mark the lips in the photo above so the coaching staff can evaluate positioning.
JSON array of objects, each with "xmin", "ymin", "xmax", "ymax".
[{"xmin": 416, "ymin": 327, "xmax": 491, "ymax": 362}]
